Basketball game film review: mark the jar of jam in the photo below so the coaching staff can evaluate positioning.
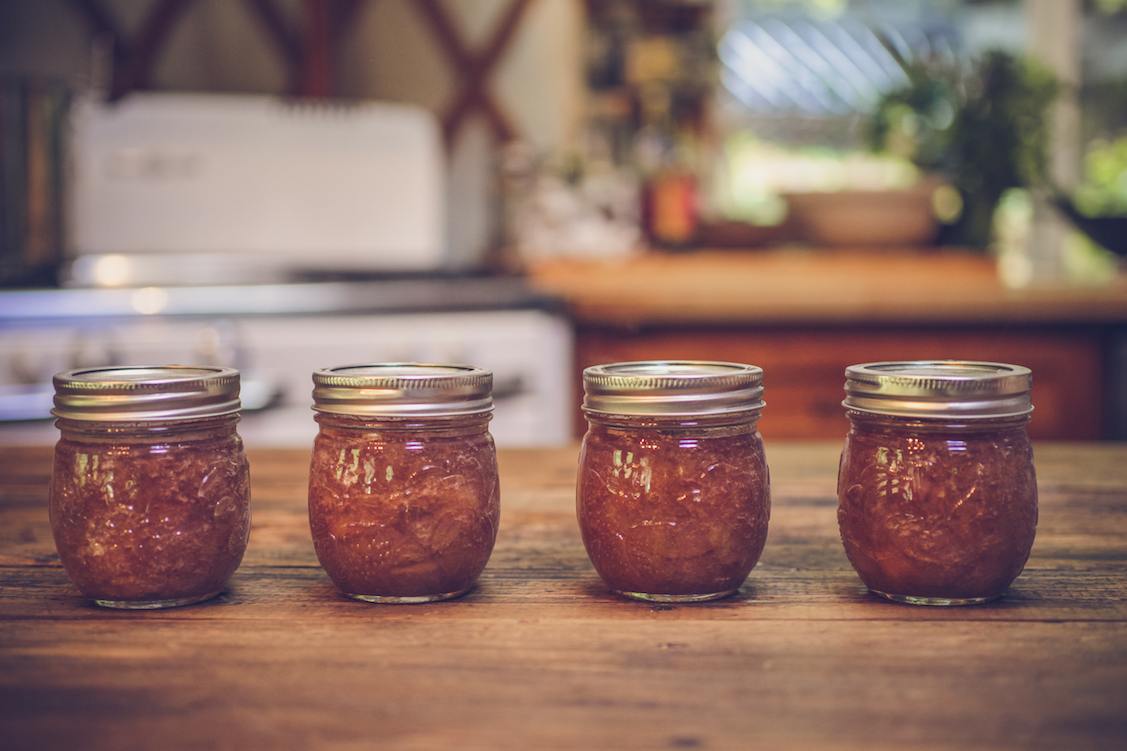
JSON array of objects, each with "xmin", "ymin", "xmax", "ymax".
[
  {"xmin": 49, "ymin": 366, "xmax": 250, "ymax": 609},
  {"xmin": 837, "ymin": 361, "xmax": 1038, "ymax": 606},
  {"xmin": 308, "ymin": 364, "xmax": 500, "ymax": 603},
  {"xmin": 577, "ymin": 361, "xmax": 770, "ymax": 602}
]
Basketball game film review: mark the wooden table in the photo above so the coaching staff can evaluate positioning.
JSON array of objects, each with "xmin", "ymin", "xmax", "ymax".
[{"xmin": 2, "ymin": 444, "xmax": 1126, "ymax": 750}]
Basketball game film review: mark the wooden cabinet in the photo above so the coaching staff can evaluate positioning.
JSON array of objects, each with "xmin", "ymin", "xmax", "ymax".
[
  {"xmin": 574, "ymin": 326, "xmax": 1106, "ymax": 440},
  {"xmin": 532, "ymin": 251, "xmax": 1127, "ymax": 441}
]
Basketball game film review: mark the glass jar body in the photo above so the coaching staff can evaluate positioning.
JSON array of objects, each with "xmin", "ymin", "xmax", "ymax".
[
  {"xmin": 49, "ymin": 415, "xmax": 250, "ymax": 609},
  {"xmin": 837, "ymin": 411, "xmax": 1037, "ymax": 605},
  {"xmin": 308, "ymin": 412, "xmax": 500, "ymax": 603},
  {"xmin": 577, "ymin": 413, "xmax": 770, "ymax": 602}
]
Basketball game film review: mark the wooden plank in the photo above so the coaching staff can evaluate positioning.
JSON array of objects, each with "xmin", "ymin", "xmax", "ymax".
[{"xmin": 1, "ymin": 444, "xmax": 1126, "ymax": 750}]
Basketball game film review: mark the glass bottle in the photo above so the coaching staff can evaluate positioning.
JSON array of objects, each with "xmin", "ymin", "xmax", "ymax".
[
  {"xmin": 577, "ymin": 361, "xmax": 770, "ymax": 602},
  {"xmin": 49, "ymin": 366, "xmax": 250, "ymax": 609},
  {"xmin": 838, "ymin": 361, "xmax": 1038, "ymax": 605},
  {"xmin": 308, "ymin": 364, "xmax": 499, "ymax": 603}
]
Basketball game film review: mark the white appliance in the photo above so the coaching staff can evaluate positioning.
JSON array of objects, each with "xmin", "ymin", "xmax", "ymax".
[
  {"xmin": 68, "ymin": 93, "xmax": 449, "ymax": 285},
  {"xmin": 0, "ymin": 93, "xmax": 574, "ymax": 446},
  {"xmin": 0, "ymin": 306, "xmax": 573, "ymax": 447}
]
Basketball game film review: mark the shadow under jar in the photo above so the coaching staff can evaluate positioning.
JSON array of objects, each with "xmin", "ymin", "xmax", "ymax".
[
  {"xmin": 49, "ymin": 366, "xmax": 250, "ymax": 609},
  {"xmin": 578, "ymin": 361, "xmax": 770, "ymax": 603},
  {"xmin": 308, "ymin": 364, "xmax": 500, "ymax": 604},
  {"xmin": 837, "ymin": 361, "xmax": 1038, "ymax": 606}
]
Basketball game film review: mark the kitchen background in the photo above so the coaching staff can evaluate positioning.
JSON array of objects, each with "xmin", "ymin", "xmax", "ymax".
[{"xmin": 1, "ymin": 0, "xmax": 1126, "ymax": 446}]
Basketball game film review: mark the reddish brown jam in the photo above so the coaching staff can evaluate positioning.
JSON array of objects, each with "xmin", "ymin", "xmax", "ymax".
[
  {"xmin": 308, "ymin": 413, "xmax": 500, "ymax": 601},
  {"xmin": 49, "ymin": 416, "xmax": 250, "ymax": 607},
  {"xmin": 578, "ymin": 415, "xmax": 770, "ymax": 600},
  {"xmin": 837, "ymin": 412, "xmax": 1037, "ymax": 603}
]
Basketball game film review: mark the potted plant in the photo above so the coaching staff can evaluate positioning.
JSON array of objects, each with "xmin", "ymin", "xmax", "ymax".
[{"xmin": 867, "ymin": 51, "xmax": 1057, "ymax": 249}]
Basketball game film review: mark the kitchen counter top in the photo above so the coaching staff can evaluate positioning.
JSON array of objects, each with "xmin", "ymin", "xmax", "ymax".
[
  {"xmin": 528, "ymin": 250, "xmax": 1127, "ymax": 326},
  {"xmin": 2, "ymin": 444, "xmax": 1126, "ymax": 750}
]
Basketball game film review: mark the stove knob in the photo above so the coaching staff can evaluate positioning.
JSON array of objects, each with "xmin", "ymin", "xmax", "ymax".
[
  {"xmin": 67, "ymin": 331, "xmax": 122, "ymax": 370},
  {"xmin": 194, "ymin": 322, "xmax": 245, "ymax": 368},
  {"xmin": 8, "ymin": 349, "xmax": 54, "ymax": 386}
]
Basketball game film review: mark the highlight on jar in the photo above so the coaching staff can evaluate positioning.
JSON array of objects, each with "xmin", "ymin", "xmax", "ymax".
[
  {"xmin": 48, "ymin": 366, "xmax": 251, "ymax": 610},
  {"xmin": 307, "ymin": 363, "xmax": 500, "ymax": 604},
  {"xmin": 577, "ymin": 361, "xmax": 771, "ymax": 603},
  {"xmin": 837, "ymin": 361, "xmax": 1038, "ymax": 606}
]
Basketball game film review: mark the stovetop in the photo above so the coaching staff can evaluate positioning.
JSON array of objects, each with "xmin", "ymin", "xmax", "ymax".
[{"xmin": 0, "ymin": 274, "xmax": 561, "ymax": 323}]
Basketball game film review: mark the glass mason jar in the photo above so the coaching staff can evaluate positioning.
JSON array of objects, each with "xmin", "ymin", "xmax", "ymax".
[
  {"xmin": 308, "ymin": 364, "xmax": 500, "ymax": 603},
  {"xmin": 49, "ymin": 366, "xmax": 250, "ymax": 609},
  {"xmin": 577, "ymin": 361, "xmax": 771, "ymax": 602},
  {"xmin": 837, "ymin": 361, "xmax": 1038, "ymax": 606}
]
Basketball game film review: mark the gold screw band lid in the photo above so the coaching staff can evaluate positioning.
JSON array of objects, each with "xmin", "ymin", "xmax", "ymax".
[
  {"xmin": 312, "ymin": 363, "xmax": 493, "ymax": 417},
  {"xmin": 844, "ymin": 361, "xmax": 1033, "ymax": 419},
  {"xmin": 583, "ymin": 360, "xmax": 765, "ymax": 417},
  {"xmin": 52, "ymin": 365, "xmax": 241, "ymax": 422}
]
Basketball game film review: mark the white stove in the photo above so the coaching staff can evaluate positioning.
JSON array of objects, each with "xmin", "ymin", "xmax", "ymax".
[
  {"xmin": 0, "ymin": 283, "xmax": 573, "ymax": 447},
  {"xmin": 0, "ymin": 93, "xmax": 574, "ymax": 446}
]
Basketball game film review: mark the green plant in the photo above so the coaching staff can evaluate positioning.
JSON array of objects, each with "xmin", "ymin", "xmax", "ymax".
[
  {"xmin": 1074, "ymin": 135, "xmax": 1127, "ymax": 216},
  {"xmin": 867, "ymin": 51, "xmax": 1058, "ymax": 248}
]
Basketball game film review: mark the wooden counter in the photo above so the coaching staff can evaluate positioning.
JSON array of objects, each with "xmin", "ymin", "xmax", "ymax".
[
  {"xmin": 2, "ymin": 445, "xmax": 1126, "ymax": 750},
  {"xmin": 528, "ymin": 250, "xmax": 1127, "ymax": 326},
  {"xmin": 528, "ymin": 251, "xmax": 1127, "ymax": 440}
]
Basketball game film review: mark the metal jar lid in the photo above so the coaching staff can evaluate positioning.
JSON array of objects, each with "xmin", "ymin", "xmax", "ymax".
[
  {"xmin": 52, "ymin": 365, "xmax": 241, "ymax": 422},
  {"xmin": 582, "ymin": 361, "xmax": 765, "ymax": 417},
  {"xmin": 843, "ymin": 361, "xmax": 1033, "ymax": 419},
  {"xmin": 312, "ymin": 363, "xmax": 493, "ymax": 418}
]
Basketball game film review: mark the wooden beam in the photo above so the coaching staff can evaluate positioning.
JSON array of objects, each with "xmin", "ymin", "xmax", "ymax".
[
  {"xmin": 116, "ymin": 0, "xmax": 197, "ymax": 99},
  {"xmin": 414, "ymin": 0, "xmax": 532, "ymax": 146},
  {"xmin": 66, "ymin": 0, "xmax": 132, "ymax": 91},
  {"xmin": 242, "ymin": 0, "xmax": 304, "ymax": 94},
  {"xmin": 442, "ymin": 0, "xmax": 530, "ymax": 144},
  {"xmin": 329, "ymin": 0, "xmax": 366, "ymax": 47},
  {"xmin": 300, "ymin": 0, "xmax": 332, "ymax": 97}
]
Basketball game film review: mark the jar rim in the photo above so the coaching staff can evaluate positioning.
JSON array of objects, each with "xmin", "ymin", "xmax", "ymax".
[
  {"xmin": 583, "ymin": 360, "xmax": 764, "ymax": 417},
  {"xmin": 52, "ymin": 365, "xmax": 241, "ymax": 422},
  {"xmin": 843, "ymin": 360, "xmax": 1033, "ymax": 419},
  {"xmin": 312, "ymin": 363, "xmax": 494, "ymax": 417}
]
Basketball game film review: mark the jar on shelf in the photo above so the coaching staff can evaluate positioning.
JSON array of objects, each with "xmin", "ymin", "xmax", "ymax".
[
  {"xmin": 577, "ymin": 361, "xmax": 770, "ymax": 602},
  {"xmin": 49, "ymin": 366, "xmax": 250, "ymax": 609},
  {"xmin": 837, "ymin": 361, "xmax": 1038, "ymax": 606},
  {"xmin": 308, "ymin": 364, "xmax": 500, "ymax": 604}
]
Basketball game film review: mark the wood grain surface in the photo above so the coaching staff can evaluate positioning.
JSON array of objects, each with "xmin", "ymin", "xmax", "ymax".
[
  {"xmin": 528, "ymin": 250, "xmax": 1127, "ymax": 326},
  {"xmin": 2, "ymin": 444, "xmax": 1126, "ymax": 750}
]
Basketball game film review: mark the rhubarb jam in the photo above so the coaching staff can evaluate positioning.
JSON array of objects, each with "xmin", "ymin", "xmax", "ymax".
[
  {"xmin": 577, "ymin": 361, "xmax": 770, "ymax": 602},
  {"xmin": 49, "ymin": 367, "xmax": 250, "ymax": 609},
  {"xmin": 308, "ymin": 364, "xmax": 499, "ymax": 603},
  {"xmin": 837, "ymin": 361, "xmax": 1037, "ymax": 605}
]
